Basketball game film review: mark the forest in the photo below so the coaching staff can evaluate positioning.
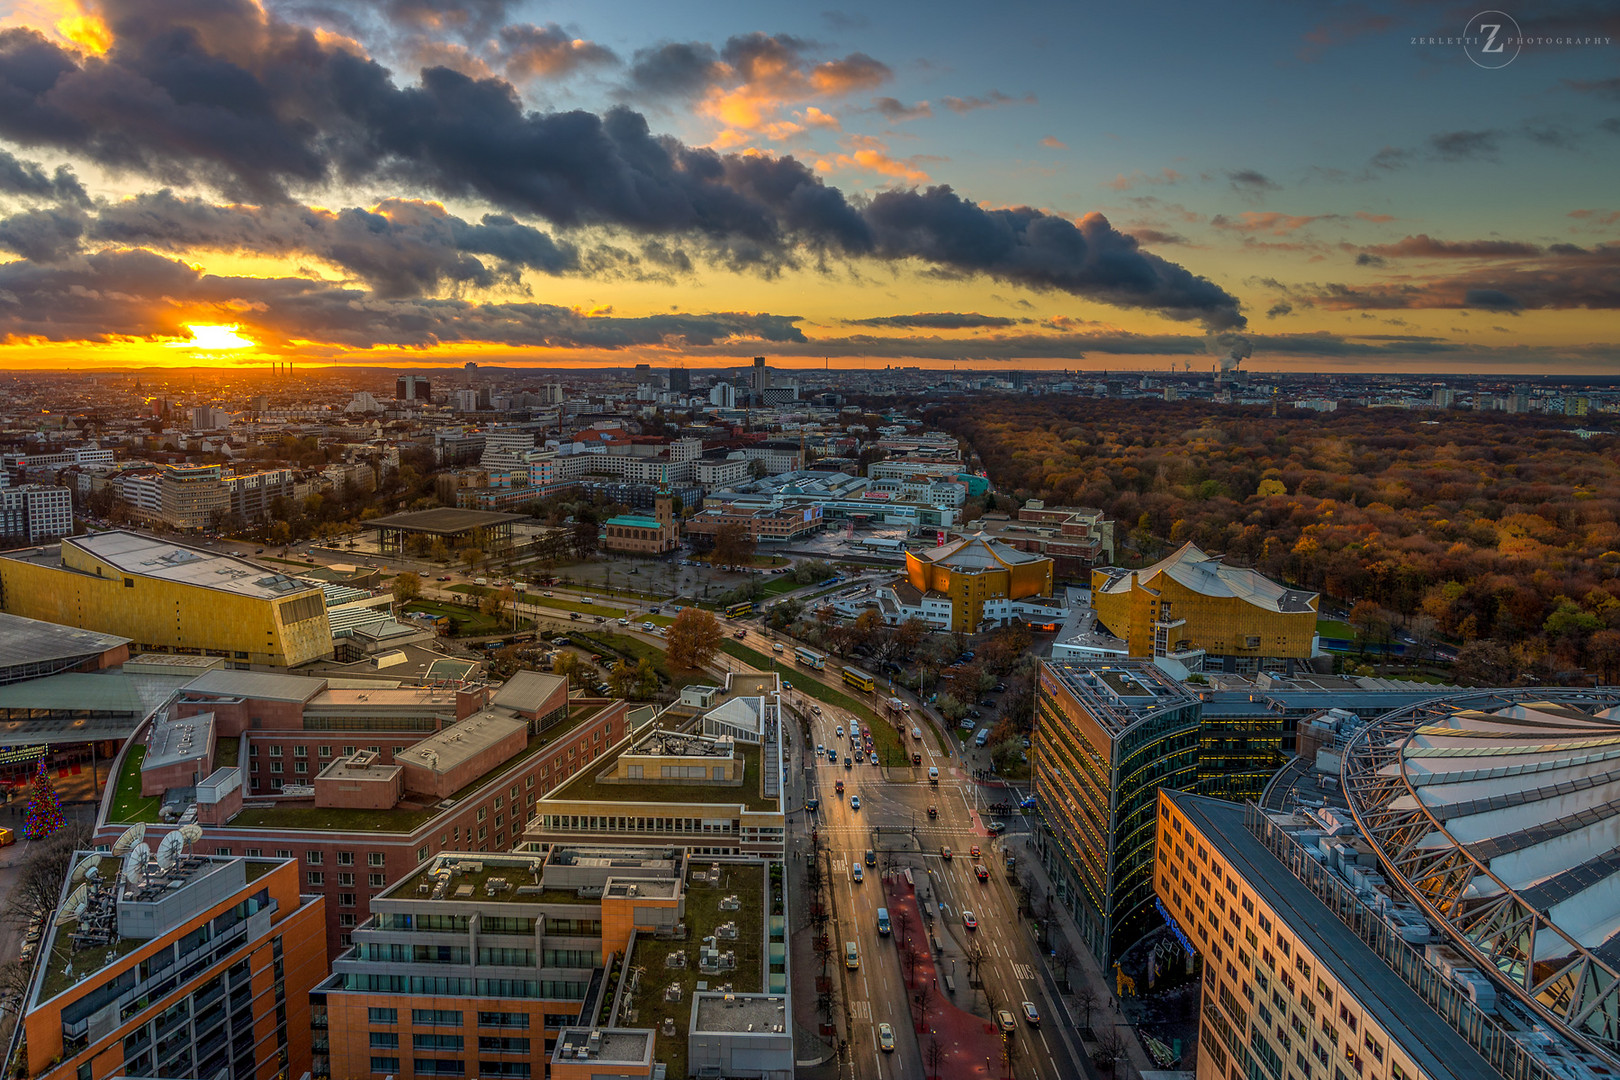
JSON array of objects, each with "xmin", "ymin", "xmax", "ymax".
[{"xmin": 926, "ymin": 398, "xmax": 1620, "ymax": 682}]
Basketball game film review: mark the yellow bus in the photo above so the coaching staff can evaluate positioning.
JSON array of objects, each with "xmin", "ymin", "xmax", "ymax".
[{"xmin": 842, "ymin": 665, "xmax": 876, "ymax": 693}]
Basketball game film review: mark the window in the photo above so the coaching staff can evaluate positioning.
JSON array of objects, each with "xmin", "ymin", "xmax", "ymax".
[
  {"xmin": 411, "ymin": 1035, "xmax": 464, "ymax": 1051},
  {"xmin": 294, "ymin": 761, "xmax": 308, "ymax": 774},
  {"xmin": 308, "ymin": 872, "xmax": 324, "ymax": 886},
  {"xmin": 368, "ymin": 1008, "xmax": 397, "ymax": 1024},
  {"xmin": 370, "ymin": 873, "xmax": 386, "ymax": 888},
  {"xmin": 246, "ymin": 848, "xmax": 263, "ymax": 858},
  {"xmin": 269, "ymin": 761, "xmax": 282, "ymax": 774},
  {"xmin": 339, "ymin": 893, "xmax": 355, "ymax": 908},
  {"xmin": 413, "ymin": 1010, "xmax": 463, "ymax": 1027},
  {"xmin": 294, "ymin": 745, "xmax": 308, "ymax": 758},
  {"xmin": 369, "ymin": 1057, "xmax": 399, "ymax": 1074},
  {"xmin": 319, "ymin": 745, "xmax": 333, "ymax": 758},
  {"xmin": 339, "ymin": 914, "xmax": 357, "ymax": 927},
  {"xmin": 339, "ymin": 873, "xmax": 355, "ymax": 887},
  {"xmin": 269, "ymin": 746, "xmax": 283, "ymax": 757},
  {"xmin": 307, "ymin": 851, "xmax": 323, "ymax": 865},
  {"xmin": 369, "ymin": 1033, "xmax": 399, "ymax": 1048},
  {"xmin": 369, "ymin": 853, "xmax": 385, "ymax": 867},
  {"xmin": 338, "ymin": 852, "xmax": 354, "ymax": 865},
  {"xmin": 478, "ymin": 1013, "xmax": 529, "ymax": 1029}
]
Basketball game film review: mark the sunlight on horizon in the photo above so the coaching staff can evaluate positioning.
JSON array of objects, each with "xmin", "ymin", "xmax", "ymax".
[{"xmin": 172, "ymin": 324, "xmax": 257, "ymax": 352}]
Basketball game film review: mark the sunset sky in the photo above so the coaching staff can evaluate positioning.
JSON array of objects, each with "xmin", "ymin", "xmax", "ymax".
[{"xmin": 0, "ymin": 0, "xmax": 1616, "ymax": 373}]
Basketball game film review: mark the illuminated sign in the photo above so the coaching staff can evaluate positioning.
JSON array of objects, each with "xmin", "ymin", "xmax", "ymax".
[
  {"xmin": 0, "ymin": 744, "xmax": 48, "ymax": 765},
  {"xmin": 1156, "ymin": 898, "xmax": 1195, "ymax": 958}
]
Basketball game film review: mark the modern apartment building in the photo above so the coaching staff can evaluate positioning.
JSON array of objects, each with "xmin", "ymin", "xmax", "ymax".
[
  {"xmin": 0, "ymin": 531, "xmax": 331, "ymax": 667},
  {"xmin": 1031, "ymin": 661, "xmax": 1201, "ymax": 963},
  {"xmin": 22, "ymin": 850, "xmax": 326, "ymax": 1080},
  {"xmin": 98, "ymin": 668, "xmax": 633, "ymax": 958},
  {"xmin": 1091, "ymin": 542, "xmax": 1319, "ymax": 674},
  {"xmin": 0, "ymin": 484, "xmax": 74, "ymax": 545}
]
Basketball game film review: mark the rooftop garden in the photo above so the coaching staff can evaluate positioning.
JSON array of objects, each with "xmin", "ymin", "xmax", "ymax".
[
  {"xmin": 620, "ymin": 862, "xmax": 765, "ymax": 1079},
  {"xmin": 108, "ymin": 745, "xmax": 164, "ymax": 824}
]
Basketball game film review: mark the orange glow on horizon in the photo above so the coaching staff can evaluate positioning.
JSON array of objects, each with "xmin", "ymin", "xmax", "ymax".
[{"xmin": 172, "ymin": 324, "xmax": 257, "ymax": 352}]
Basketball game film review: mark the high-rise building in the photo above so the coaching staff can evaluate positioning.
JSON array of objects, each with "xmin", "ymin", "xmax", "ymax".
[
  {"xmin": 0, "ymin": 484, "xmax": 73, "ymax": 545},
  {"xmin": 752, "ymin": 356, "xmax": 769, "ymax": 395},
  {"xmin": 709, "ymin": 382, "xmax": 736, "ymax": 409},
  {"xmin": 1432, "ymin": 386, "xmax": 1456, "ymax": 408},
  {"xmin": 396, "ymin": 375, "xmax": 432, "ymax": 401},
  {"xmin": 1031, "ymin": 661, "xmax": 1201, "ymax": 963},
  {"xmin": 22, "ymin": 849, "xmax": 326, "ymax": 1080},
  {"xmin": 668, "ymin": 366, "xmax": 691, "ymax": 393}
]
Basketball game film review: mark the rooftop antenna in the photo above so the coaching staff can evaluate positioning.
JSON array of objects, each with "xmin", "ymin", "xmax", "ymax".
[{"xmin": 111, "ymin": 822, "xmax": 146, "ymax": 856}]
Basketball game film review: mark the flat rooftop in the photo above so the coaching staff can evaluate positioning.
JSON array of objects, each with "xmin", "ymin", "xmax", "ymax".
[
  {"xmin": 317, "ymin": 753, "xmax": 400, "ymax": 783},
  {"xmin": 182, "ymin": 668, "xmax": 328, "ymax": 703},
  {"xmin": 0, "ymin": 611, "xmax": 128, "ymax": 671},
  {"xmin": 64, "ymin": 532, "xmax": 319, "ymax": 601},
  {"xmin": 547, "ymin": 739, "xmax": 775, "ymax": 812},
  {"xmin": 400, "ymin": 712, "xmax": 528, "ymax": 775},
  {"xmin": 693, "ymin": 992, "xmax": 790, "ymax": 1033},
  {"xmin": 145, "ymin": 711, "xmax": 213, "ymax": 769},
  {"xmin": 553, "ymin": 1028, "xmax": 653, "ymax": 1066},
  {"xmin": 1169, "ymin": 792, "xmax": 1493, "ymax": 1080},
  {"xmin": 1044, "ymin": 660, "xmax": 1200, "ymax": 735},
  {"xmin": 365, "ymin": 508, "xmax": 524, "ymax": 534}
]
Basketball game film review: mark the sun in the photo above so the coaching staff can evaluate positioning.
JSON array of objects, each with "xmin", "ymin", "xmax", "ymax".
[{"xmin": 174, "ymin": 324, "xmax": 257, "ymax": 351}]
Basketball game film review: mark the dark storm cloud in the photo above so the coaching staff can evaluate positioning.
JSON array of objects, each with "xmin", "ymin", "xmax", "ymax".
[
  {"xmin": 0, "ymin": 0, "xmax": 1246, "ymax": 329},
  {"xmin": 1356, "ymin": 253, "xmax": 1386, "ymax": 267},
  {"xmin": 83, "ymin": 191, "xmax": 580, "ymax": 296},
  {"xmin": 1305, "ymin": 243, "xmax": 1620, "ymax": 312},
  {"xmin": 496, "ymin": 24, "xmax": 618, "ymax": 80},
  {"xmin": 0, "ymin": 205, "xmax": 87, "ymax": 262},
  {"xmin": 841, "ymin": 312, "xmax": 1021, "ymax": 329},
  {"xmin": 0, "ymin": 149, "xmax": 89, "ymax": 205},
  {"xmin": 0, "ymin": 248, "xmax": 807, "ymax": 348},
  {"xmin": 1266, "ymin": 301, "xmax": 1293, "ymax": 318},
  {"xmin": 623, "ymin": 41, "xmax": 724, "ymax": 98}
]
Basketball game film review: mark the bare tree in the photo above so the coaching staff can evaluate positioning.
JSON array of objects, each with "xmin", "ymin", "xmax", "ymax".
[
  {"xmin": 912, "ymin": 980, "xmax": 932, "ymax": 1033},
  {"xmin": 1094, "ymin": 1027, "xmax": 1128, "ymax": 1074},
  {"xmin": 1001, "ymin": 1029, "xmax": 1022, "ymax": 1079},
  {"xmin": 1073, "ymin": 984, "xmax": 1099, "ymax": 1038},
  {"xmin": 925, "ymin": 1036, "xmax": 945, "ymax": 1080},
  {"xmin": 1052, "ymin": 940, "xmax": 1077, "ymax": 990},
  {"xmin": 2, "ymin": 823, "xmax": 93, "ymax": 930},
  {"xmin": 982, "ymin": 980, "xmax": 1000, "ymax": 1017},
  {"xmin": 964, "ymin": 939, "xmax": 987, "ymax": 987},
  {"xmin": 901, "ymin": 935, "xmax": 920, "ymax": 986},
  {"xmin": 0, "ymin": 960, "xmax": 32, "ymax": 1018},
  {"xmin": 893, "ymin": 906, "xmax": 913, "ymax": 945}
]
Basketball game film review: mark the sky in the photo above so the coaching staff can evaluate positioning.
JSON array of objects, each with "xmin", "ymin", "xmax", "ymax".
[{"xmin": 0, "ymin": 0, "xmax": 1616, "ymax": 374}]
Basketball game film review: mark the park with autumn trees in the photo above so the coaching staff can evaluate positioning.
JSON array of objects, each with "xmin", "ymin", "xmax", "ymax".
[{"xmin": 926, "ymin": 398, "xmax": 1620, "ymax": 686}]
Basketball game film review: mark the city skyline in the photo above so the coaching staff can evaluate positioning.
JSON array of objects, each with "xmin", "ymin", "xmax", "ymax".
[{"xmin": 0, "ymin": 0, "xmax": 1615, "ymax": 373}]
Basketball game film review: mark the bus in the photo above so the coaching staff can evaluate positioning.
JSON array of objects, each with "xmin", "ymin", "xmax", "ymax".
[
  {"xmin": 794, "ymin": 646, "xmax": 827, "ymax": 669},
  {"xmin": 842, "ymin": 665, "xmax": 877, "ymax": 693},
  {"xmin": 724, "ymin": 601, "xmax": 754, "ymax": 619}
]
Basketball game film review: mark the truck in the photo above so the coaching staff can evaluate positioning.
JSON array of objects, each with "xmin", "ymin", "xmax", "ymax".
[{"xmin": 974, "ymin": 728, "xmax": 990, "ymax": 747}]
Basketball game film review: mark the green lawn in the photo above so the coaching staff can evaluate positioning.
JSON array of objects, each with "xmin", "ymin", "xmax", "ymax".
[
  {"xmin": 404, "ymin": 599, "xmax": 510, "ymax": 637},
  {"xmin": 109, "ymin": 746, "xmax": 164, "ymax": 824},
  {"xmin": 621, "ymin": 863, "xmax": 765, "ymax": 1080},
  {"xmin": 550, "ymin": 741, "xmax": 776, "ymax": 811},
  {"xmin": 227, "ymin": 805, "xmax": 437, "ymax": 832},
  {"xmin": 1317, "ymin": 619, "xmax": 1356, "ymax": 639},
  {"xmin": 719, "ymin": 641, "xmax": 908, "ymax": 766}
]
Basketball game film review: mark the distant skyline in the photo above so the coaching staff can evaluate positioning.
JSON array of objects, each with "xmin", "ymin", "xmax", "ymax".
[{"xmin": 0, "ymin": 0, "xmax": 1616, "ymax": 373}]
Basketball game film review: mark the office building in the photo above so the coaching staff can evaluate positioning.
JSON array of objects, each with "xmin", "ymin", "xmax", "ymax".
[
  {"xmin": 1091, "ymin": 542, "xmax": 1319, "ymax": 674},
  {"xmin": 602, "ymin": 489, "xmax": 679, "ymax": 555},
  {"xmin": 0, "ymin": 531, "xmax": 331, "ymax": 667},
  {"xmin": 1156, "ymin": 688, "xmax": 1620, "ymax": 1080},
  {"xmin": 223, "ymin": 468, "xmax": 295, "ymax": 524},
  {"xmin": 902, "ymin": 535, "xmax": 1054, "ymax": 632},
  {"xmin": 191, "ymin": 405, "xmax": 232, "ymax": 431},
  {"xmin": 396, "ymin": 375, "xmax": 433, "ymax": 401},
  {"xmin": 22, "ymin": 848, "xmax": 326, "ymax": 1080},
  {"xmin": 158, "ymin": 464, "xmax": 230, "ymax": 531},
  {"xmin": 683, "ymin": 502, "xmax": 824, "ymax": 547},
  {"xmin": 102, "ymin": 668, "xmax": 632, "ymax": 958},
  {"xmin": 668, "ymin": 366, "xmax": 691, "ymax": 394},
  {"xmin": 0, "ymin": 484, "xmax": 74, "ymax": 545},
  {"xmin": 967, "ymin": 500, "xmax": 1116, "ymax": 574},
  {"xmin": 1031, "ymin": 661, "xmax": 1201, "ymax": 963}
]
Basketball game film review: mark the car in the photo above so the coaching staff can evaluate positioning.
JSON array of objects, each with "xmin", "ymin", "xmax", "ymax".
[
  {"xmin": 962, "ymin": 910, "xmax": 978, "ymax": 930},
  {"xmin": 927, "ymin": 805, "xmax": 938, "ymax": 818},
  {"xmin": 641, "ymin": 622, "xmax": 656, "ymax": 631},
  {"xmin": 649, "ymin": 606, "xmax": 661, "ymax": 614},
  {"xmin": 543, "ymin": 590, "xmax": 554, "ymax": 596},
  {"xmin": 618, "ymin": 617, "xmax": 630, "ymax": 625},
  {"xmin": 852, "ymin": 863, "xmax": 863, "ymax": 882},
  {"xmin": 850, "ymin": 796, "xmax": 860, "ymax": 810},
  {"xmin": 835, "ymin": 779, "xmax": 844, "ymax": 793},
  {"xmin": 869, "ymin": 753, "xmax": 879, "ymax": 765},
  {"xmin": 912, "ymin": 752, "xmax": 923, "ymax": 765},
  {"xmin": 811, "ymin": 704, "xmax": 821, "ymax": 715},
  {"xmin": 1021, "ymin": 1001, "xmax": 1040, "ymax": 1026},
  {"xmin": 816, "ymin": 743, "xmax": 824, "ymax": 756},
  {"xmin": 865, "ymin": 849, "xmax": 877, "ymax": 866},
  {"xmin": 940, "ymin": 846, "xmax": 952, "ymax": 861},
  {"xmin": 994, "ymin": 682, "xmax": 1007, "ymax": 692},
  {"xmin": 594, "ymin": 616, "xmax": 607, "ymax": 623},
  {"xmin": 569, "ymin": 612, "xmax": 582, "ymax": 620},
  {"xmin": 970, "ymin": 845, "xmax": 981, "ymax": 858},
  {"xmin": 254, "ymin": 547, "xmax": 265, "ymax": 554},
  {"xmin": 806, "ymin": 798, "xmax": 819, "ymax": 812},
  {"xmin": 783, "ymin": 681, "xmax": 792, "ymax": 690},
  {"xmin": 998, "ymin": 1010, "xmax": 1016, "ymax": 1033},
  {"xmin": 975, "ymin": 864, "xmax": 989, "ymax": 882},
  {"xmin": 986, "ymin": 821, "xmax": 1007, "ymax": 835},
  {"xmin": 968, "ymin": 709, "xmax": 983, "ymax": 720},
  {"xmin": 437, "ymin": 574, "xmax": 452, "ymax": 581},
  {"xmin": 734, "ymin": 629, "xmax": 747, "ymax": 639},
  {"xmin": 959, "ymin": 718, "xmax": 976, "ymax": 730},
  {"xmin": 844, "ymin": 756, "xmax": 853, "ymax": 769},
  {"xmin": 836, "ymin": 726, "xmax": 844, "ymax": 738},
  {"xmin": 878, "ymin": 1022, "xmax": 895, "ymax": 1053}
]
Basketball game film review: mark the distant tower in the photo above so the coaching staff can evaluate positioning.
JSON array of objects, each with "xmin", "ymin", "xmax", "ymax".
[
  {"xmin": 464, "ymin": 361, "xmax": 479, "ymax": 389},
  {"xmin": 753, "ymin": 356, "xmax": 769, "ymax": 395}
]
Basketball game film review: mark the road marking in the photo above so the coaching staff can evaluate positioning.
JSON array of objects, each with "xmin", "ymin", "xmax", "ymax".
[
  {"xmin": 1013, "ymin": 963, "xmax": 1034, "ymax": 981},
  {"xmin": 852, "ymin": 1000, "xmax": 871, "ymax": 1019}
]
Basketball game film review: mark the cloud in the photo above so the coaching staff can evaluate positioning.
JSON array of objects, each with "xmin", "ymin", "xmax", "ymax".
[
  {"xmin": 1569, "ymin": 208, "xmax": 1620, "ymax": 226},
  {"xmin": 1368, "ymin": 146, "xmax": 1409, "ymax": 171},
  {"xmin": 842, "ymin": 312, "xmax": 1021, "ymax": 329},
  {"xmin": 496, "ymin": 24, "xmax": 618, "ymax": 81},
  {"xmin": 1361, "ymin": 234, "xmax": 1542, "ymax": 259},
  {"xmin": 1428, "ymin": 129, "xmax": 1500, "ymax": 161},
  {"xmin": 1127, "ymin": 228, "xmax": 1187, "ymax": 245},
  {"xmin": 1211, "ymin": 211, "xmax": 1334, "ymax": 235},
  {"xmin": 1105, "ymin": 168, "xmax": 1181, "ymax": 191},
  {"xmin": 1303, "ymin": 243, "xmax": 1620, "ymax": 313},
  {"xmin": 0, "ymin": 247, "xmax": 808, "ymax": 348},
  {"xmin": 624, "ymin": 41, "xmax": 724, "ymax": 98},
  {"xmin": 1566, "ymin": 76, "xmax": 1620, "ymax": 100},
  {"xmin": 1355, "ymin": 253, "xmax": 1385, "ymax": 267},
  {"xmin": 1039, "ymin": 136, "xmax": 1066, "ymax": 150},
  {"xmin": 814, "ymin": 134, "xmax": 933, "ymax": 183},
  {"xmin": 0, "ymin": 1, "xmax": 1246, "ymax": 329},
  {"xmin": 0, "ymin": 205, "xmax": 87, "ymax": 262},
  {"xmin": 1266, "ymin": 301, "xmax": 1293, "ymax": 318},
  {"xmin": 941, "ymin": 90, "xmax": 1035, "ymax": 114},
  {"xmin": 873, "ymin": 96, "xmax": 931, "ymax": 122},
  {"xmin": 1297, "ymin": 11, "xmax": 1395, "ymax": 61},
  {"xmin": 1354, "ymin": 211, "xmax": 1394, "ymax": 223},
  {"xmin": 1226, "ymin": 169, "xmax": 1280, "ymax": 194},
  {"xmin": 0, "ymin": 148, "xmax": 88, "ymax": 205}
]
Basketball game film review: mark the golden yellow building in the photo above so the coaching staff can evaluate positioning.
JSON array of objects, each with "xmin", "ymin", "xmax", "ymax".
[
  {"xmin": 904, "ymin": 536, "xmax": 1054, "ymax": 633},
  {"xmin": 1090, "ymin": 542, "xmax": 1318, "ymax": 673},
  {"xmin": 0, "ymin": 531, "xmax": 331, "ymax": 667}
]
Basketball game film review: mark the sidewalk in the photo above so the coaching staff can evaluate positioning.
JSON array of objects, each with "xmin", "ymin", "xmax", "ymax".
[{"xmin": 1005, "ymin": 833, "xmax": 1161, "ymax": 1077}]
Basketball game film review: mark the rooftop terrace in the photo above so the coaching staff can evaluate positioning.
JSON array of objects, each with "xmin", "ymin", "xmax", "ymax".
[{"xmin": 547, "ymin": 739, "xmax": 774, "ymax": 812}]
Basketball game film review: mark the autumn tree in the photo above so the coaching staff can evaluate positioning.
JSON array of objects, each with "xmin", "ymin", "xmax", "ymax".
[
  {"xmin": 553, "ymin": 652, "xmax": 591, "ymax": 690},
  {"xmin": 607, "ymin": 657, "xmax": 660, "ymax": 700},
  {"xmin": 666, "ymin": 607, "xmax": 723, "ymax": 670},
  {"xmin": 1453, "ymin": 640, "xmax": 1516, "ymax": 686},
  {"xmin": 391, "ymin": 571, "xmax": 422, "ymax": 604},
  {"xmin": 711, "ymin": 523, "xmax": 757, "ymax": 566}
]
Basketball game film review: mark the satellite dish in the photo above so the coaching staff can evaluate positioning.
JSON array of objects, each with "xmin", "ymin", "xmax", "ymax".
[
  {"xmin": 111, "ymin": 822, "xmax": 146, "ymax": 856},
  {"xmin": 70, "ymin": 854, "xmax": 103, "ymax": 885},
  {"xmin": 55, "ymin": 883, "xmax": 90, "ymax": 926},
  {"xmin": 122, "ymin": 844, "xmax": 149, "ymax": 887},
  {"xmin": 178, "ymin": 823, "xmax": 204, "ymax": 847},
  {"xmin": 155, "ymin": 831, "xmax": 184, "ymax": 871}
]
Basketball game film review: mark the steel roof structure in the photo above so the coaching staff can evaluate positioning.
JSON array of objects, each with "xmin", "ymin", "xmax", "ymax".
[{"xmin": 1343, "ymin": 688, "xmax": 1620, "ymax": 1062}]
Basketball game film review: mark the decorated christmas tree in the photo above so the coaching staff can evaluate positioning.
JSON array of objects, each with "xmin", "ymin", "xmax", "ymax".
[{"xmin": 24, "ymin": 758, "xmax": 64, "ymax": 839}]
